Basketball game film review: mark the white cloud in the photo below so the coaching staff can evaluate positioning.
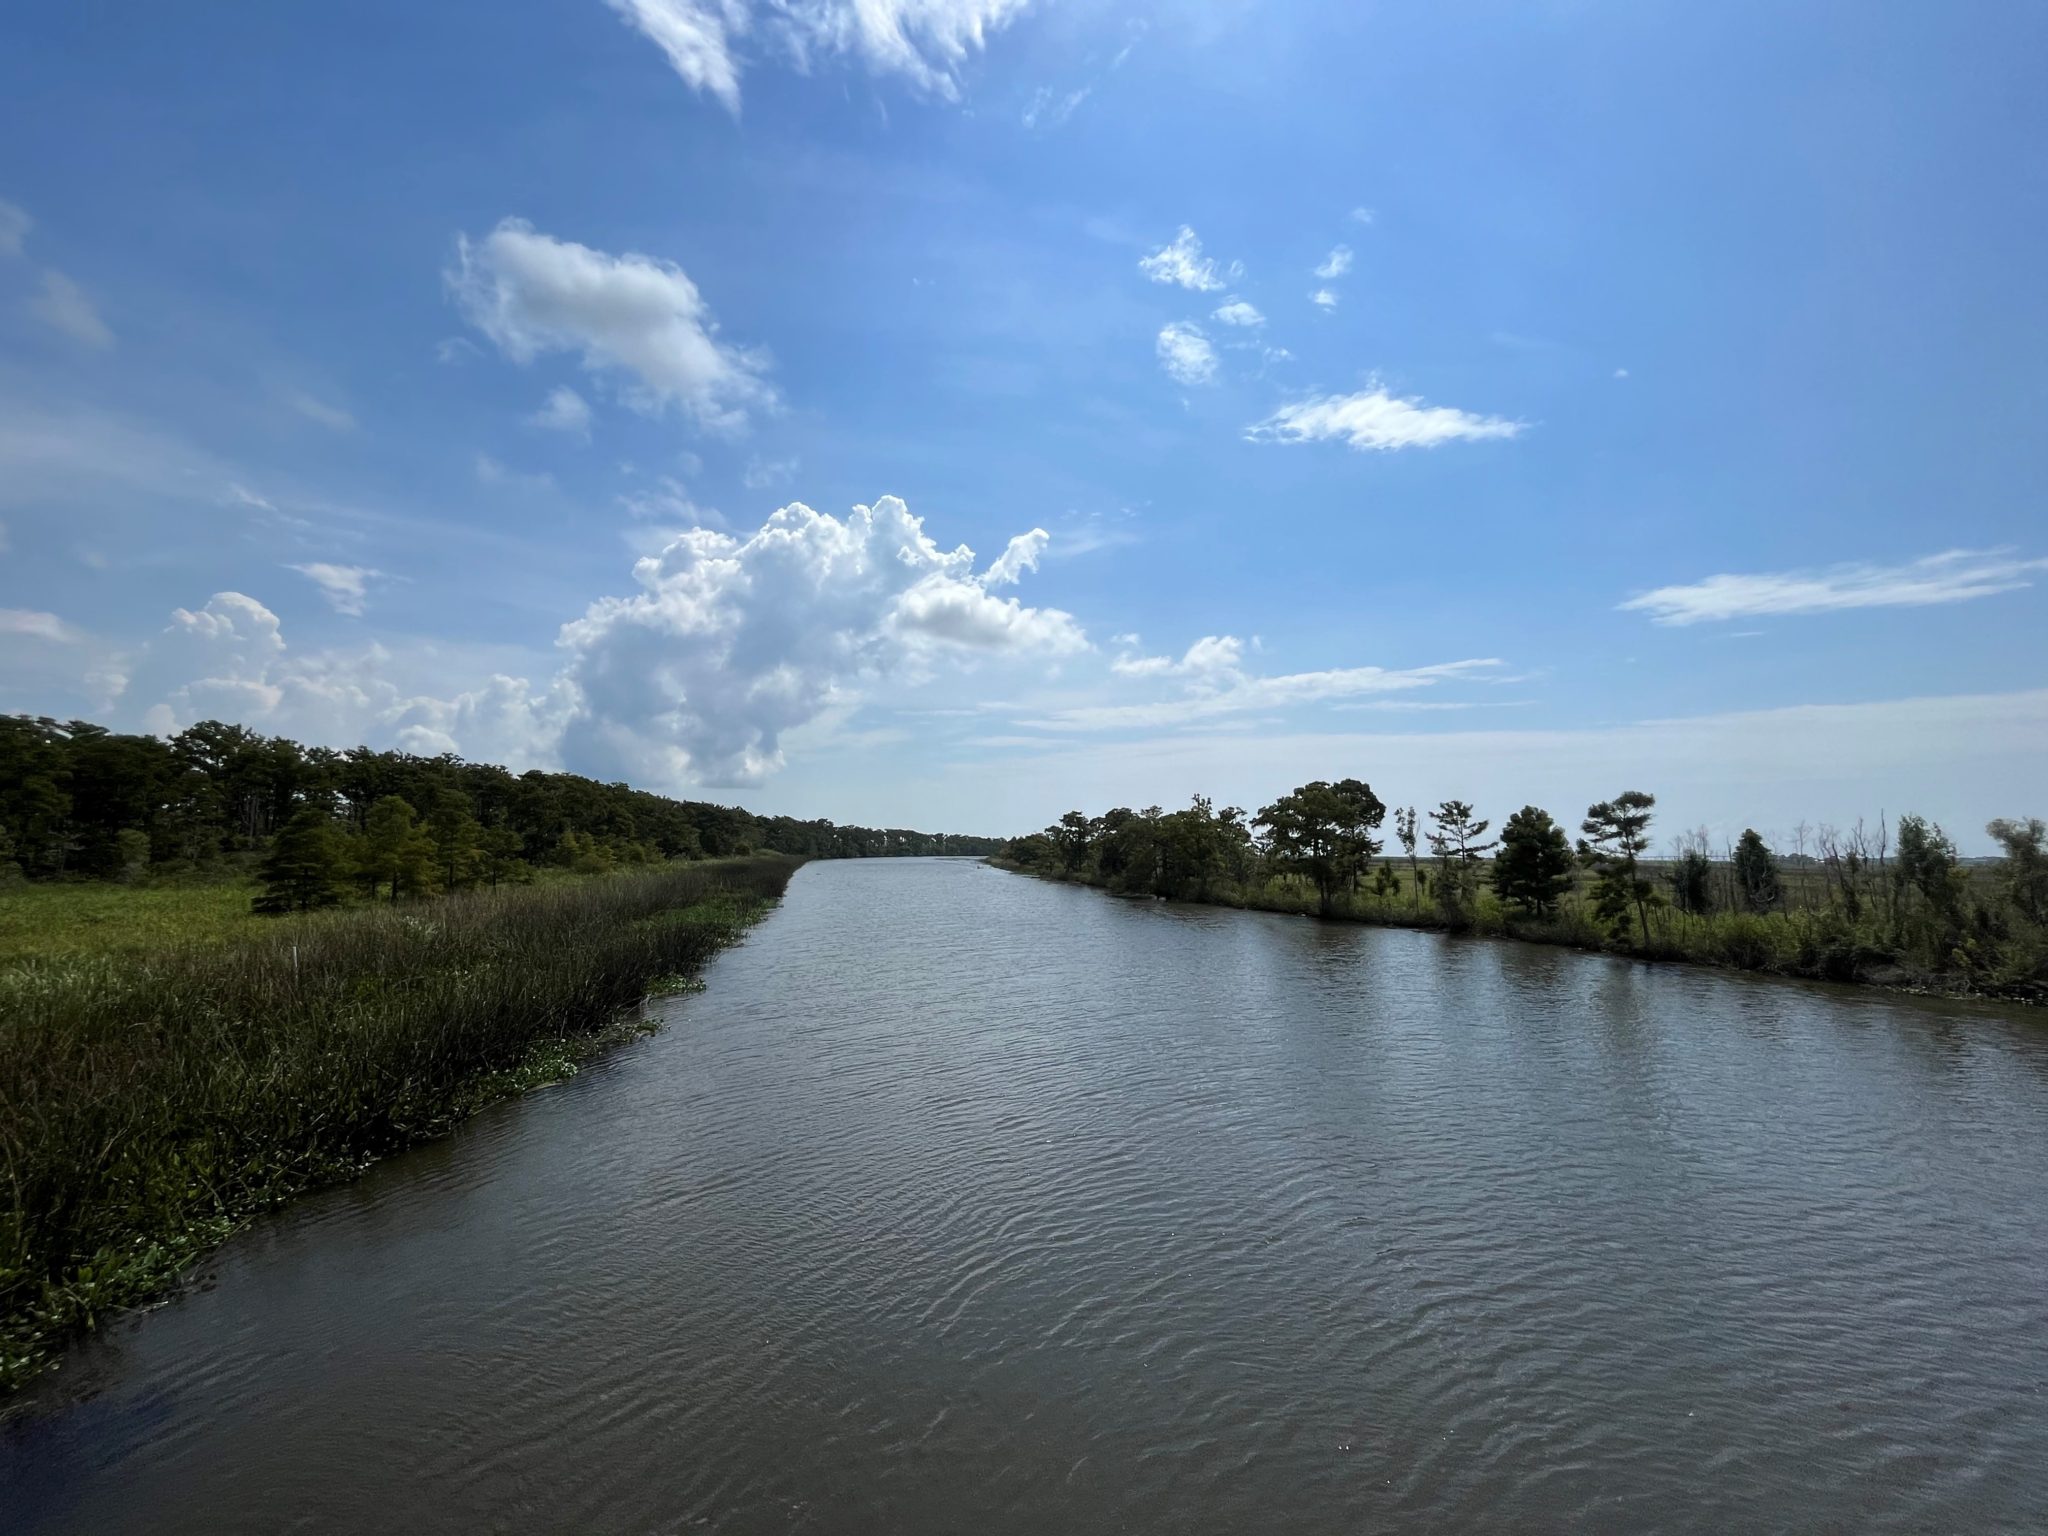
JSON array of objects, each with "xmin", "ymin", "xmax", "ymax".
[
  {"xmin": 618, "ymin": 474, "xmax": 719, "ymax": 528},
  {"xmin": 604, "ymin": 0, "xmax": 746, "ymax": 113},
  {"xmin": 607, "ymin": 0, "xmax": 1034, "ymax": 113},
  {"xmin": 1156, "ymin": 321, "xmax": 1218, "ymax": 386},
  {"xmin": 742, "ymin": 454, "xmax": 798, "ymax": 489},
  {"xmin": 293, "ymin": 393, "xmax": 356, "ymax": 432},
  {"xmin": 1314, "ymin": 244, "xmax": 1354, "ymax": 280},
  {"xmin": 1023, "ymin": 83, "xmax": 1091, "ymax": 129},
  {"xmin": 1620, "ymin": 549, "xmax": 2048, "ymax": 627},
  {"xmin": 475, "ymin": 453, "xmax": 554, "ymax": 492},
  {"xmin": 227, "ymin": 483, "xmax": 276, "ymax": 512},
  {"xmin": 1211, "ymin": 298, "xmax": 1264, "ymax": 328},
  {"xmin": 1613, "ymin": 367, "xmax": 1630, "ymax": 380},
  {"xmin": 289, "ymin": 563, "xmax": 381, "ymax": 617},
  {"xmin": 984, "ymin": 527, "xmax": 1049, "ymax": 586},
  {"xmin": 555, "ymin": 495, "xmax": 1085, "ymax": 786},
  {"xmin": 1139, "ymin": 226, "xmax": 1227, "ymax": 292},
  {"xmin": 0, "ymin": 199, "xmax": 29, "ymax": 257},
  {"xmin": 31, "ymin": 270, "xmax": 113, "ymax": 349},
  {"xmin": 530, "ymin": 385, "xmax": 594, "ymax": 439},
  {"xmin": 1039, "ymin": 647, "xmax": 1504, "ymax": 731},
  {"xmin": 1247, "ymin": 385, "xmax": 1524, "ymax": 452},
  {"xmin": 450, "ymin": 217, "xmax": 774, "ymax": 431},
  {"xmin": 1309, "ymin": 288, "xmax": 1338, "ymax": 310},
  {"xmin": 1349, "ymin": 206, "xmax": 1375, "ymax": 226},
  {"xmin": 0, "ymin": 609, "xmax": 85, "ymax": 644}
]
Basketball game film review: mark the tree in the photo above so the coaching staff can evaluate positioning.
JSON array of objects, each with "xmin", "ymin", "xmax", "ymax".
[
  {"xmin": 1492, "ymin": 806, "xmax": 1574, "ymax": 917},
  {"xmin": 1579, "ymin": 790, "xmax": 1658, "ymax": 945},
  {"xmin": 1255, "ymin": 778, "xmax": 1386, "ymax": 917},
  {"xmin": 1987, "ymin": 817, "xmax": 2047, "ymax": 925},
  {"xmin": 1394, "ymin": 806, "xmax": 1420, "ymax": 913},
  {"xmin": 1426, "ymin": 800, "xmax": 1496, "ymax": 922},
  {"xmin": 254, "ymin": 805, "xmax": 348, "ymax": 914},
  {"xmin": 1732, "ymin": 828, "xmax": 1781, "ymax": 913},
  {"xmin": 428, "ymin": 791, "xmax": 484, "ymax": 890},
  {"xmin": 1669, "ymin": 848, "xmax": 1712, "ymax": 915},
  {"xmin": 357, "ymin": 795, "xmax": 435, "ymax": 902},
  {"xmin": 1048, "ymin": 810, "xmax": 1094, "ymax": 874},
  {"xmin": 480, "ymin": 823, "xmax": 529, "ymax": 887}
]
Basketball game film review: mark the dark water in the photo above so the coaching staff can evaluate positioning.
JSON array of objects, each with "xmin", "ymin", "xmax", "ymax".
[{"xmin": 7, "ymin": 859, "xmax": 2048, "ymax": 1533}]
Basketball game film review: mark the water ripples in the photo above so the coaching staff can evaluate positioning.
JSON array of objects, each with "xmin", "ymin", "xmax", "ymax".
[{"xmin": 6, "ymin": 858, "xmax": 2048, "ymax": 1533}]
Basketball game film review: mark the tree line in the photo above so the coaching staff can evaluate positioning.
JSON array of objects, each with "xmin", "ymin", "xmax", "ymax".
[
  {"xmin": 0, "ymin": 715, "xmax": 1003, "ymax": 907},
  {"xmin": 1000, "ymin": 781, "xmax": 2047, "ymax": 998}
]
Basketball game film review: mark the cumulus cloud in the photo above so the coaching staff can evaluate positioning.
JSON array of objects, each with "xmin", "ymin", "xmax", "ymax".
[
  {"xmin": 1349, "ymin": 206, "xmax": 1375, "ymax": 225},
  {"xmin": 450, "ymin": 218, "xmax": 774, "ymax": 431},
  {"xmin": 1042, "ymin": 642, "xmax": 1503, "ymax": 731},
  {"xmin": 1156, "ymin": 321, "xmax": 1218, "ymax": 386},
  {"xmin": 31, "ymin": 271, "xmax": 113, "ymax": 349},
  {"xmin": 530, "ymin": 384, "xmax": 594, "ymax": 439},
  {"xmin": 120, "ymin": 591, "xmax": 571, "ymax": 767},
  {"xmin": 607, "ymin": 0, "xmax": 1033, "ymax": 113},
  {"xmin": 1247, "ymin": 385, "xmax": 1523, "ymax": 452},
  {"xmin": 1211, "ymin": 298, "xmax": 1264, "ymax": 327},
  {"xmin": 1139, "ymin": 226, "xmax": 1228, "ymax": 292},
  {"xmin": 1619, "ymin": 549, "xmax": 2048, "ymax": 627},
  {"xmin": 289, "ymin": 563, "xmax": 381, "ymax": 617},
  {"xmin": 1308, "ymin": 288, "xmax": 1338, "ymax": 310},
  {"xmin": 555, "ymin": 495, "xmax": 1084, "ymax": 786},
  {"xmin": 1314, "ymin": 244, "xmax": 1354, "ymax": 279},
  {"xmin": 984, "ymin": 527, "xmax": 1049, "ymax": 586}
]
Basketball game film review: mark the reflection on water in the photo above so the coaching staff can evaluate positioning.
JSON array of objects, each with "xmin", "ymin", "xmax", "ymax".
[{"xmin": 6, "ymin": 859, "xmax": 2047, "ymax": 1533}]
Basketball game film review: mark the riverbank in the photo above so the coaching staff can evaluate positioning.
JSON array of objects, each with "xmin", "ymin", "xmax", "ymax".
[
  {"xmin": 0, "ymin": 855, "xmax": 799, "ymax": 1396},
  {"xmin": 988, "ymin": 859, "xmax": 2045, "ymax": 1005}
]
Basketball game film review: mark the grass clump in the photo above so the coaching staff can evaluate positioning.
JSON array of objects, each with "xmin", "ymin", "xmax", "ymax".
[{"xmin": 0, "ymin": 856, "xmax": 796, "ymax": 1396}]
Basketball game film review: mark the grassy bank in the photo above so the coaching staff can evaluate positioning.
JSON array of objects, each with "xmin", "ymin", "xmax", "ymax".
[
  {"xmin": 0, "ymin": 855, "xmax": 798, "ymax": 1395},
  {"xmin": 993, "ymin": 860, "xmax": 2044, "ymax": 1002}
]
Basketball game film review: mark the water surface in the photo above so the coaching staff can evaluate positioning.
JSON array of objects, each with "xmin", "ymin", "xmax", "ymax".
[{"xmin": 7, "ymin": 859, "xmax": 2047, "ymax": 1532}]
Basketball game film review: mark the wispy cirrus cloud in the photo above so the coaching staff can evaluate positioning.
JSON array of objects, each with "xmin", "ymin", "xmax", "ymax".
[
  {"xmin": 1246, "ymin": 385, "xmax": 1523, "ymax": 452},
  {"xmin": 1036, "ymin": 644, "xmax": 1504, "ymax": 731},
  {"xmin": 1621, "ymin": 549, "xmax": 2048, "ymax": 626},
  {"xmin": 606, "ymin": 0, "xmax": 1034, "ymax": 114}
]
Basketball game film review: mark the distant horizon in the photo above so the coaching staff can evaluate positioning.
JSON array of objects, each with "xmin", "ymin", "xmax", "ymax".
[{"xmin": 3, "ymin": 4, "xmax": 2042, "ymax": 858}]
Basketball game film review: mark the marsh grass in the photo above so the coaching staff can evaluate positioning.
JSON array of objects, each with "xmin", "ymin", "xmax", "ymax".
[
  {"xmin": 0, "ymin": 855, "xmax": 796, "ymax": 1394},
  {"xmin": 1004, "ymin": 862, "xmax": 2040, "ymax": 998}
]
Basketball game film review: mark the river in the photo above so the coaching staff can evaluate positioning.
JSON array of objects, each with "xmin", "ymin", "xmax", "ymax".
[{"xmin": 6, "ymin": 858, "xmax": 2047, "ymax": 1532}]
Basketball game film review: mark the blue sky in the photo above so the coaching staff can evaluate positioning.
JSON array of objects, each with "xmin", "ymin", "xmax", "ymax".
[{"xmin": 2, "ymin": 0, "xmax": 2044, "ymax": 846}]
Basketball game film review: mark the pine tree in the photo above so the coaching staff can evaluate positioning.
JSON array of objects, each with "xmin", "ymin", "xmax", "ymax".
[
  {"xmin": 1492, "ymin": 806, "xmax": 1575, "ymax": 917},
  {"xmin": 428, "ymin": 791, "xmax": 483, "ymax": 890},
  {"xmin": 1579, "ymin": 790, "xmax": 1659, "ymax": 945},
  {"xmin": 254, "ymin": 805, "xmax": 347, "ymax": 914}
]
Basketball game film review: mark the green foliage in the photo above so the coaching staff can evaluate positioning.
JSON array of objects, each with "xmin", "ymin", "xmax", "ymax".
[
  {"xmin": 0, "ymin": 856, "xmax": 795, "ymax": 1393},
  {"xmin": 1255, "ymin": 779, "xmax": 1386, "ymax": 917},
  {"xmin": 358, "ymin": 795, "xmax": 437, "ymax": 902},
  {"xmin": 1492, "ymin": 806, "xmax": 1574, "ymax": 916},
  {"xmin": 1580, "ymin": 790, "xmax": 1660, "ymax": 944},
  {"xmin": 0, "ymin": 713, "xmax": 1001, "ymax": 891},
  {"xmin": 1669, "ymin": 848, "xmax": 1712, "ymax": 915},
  {"xmin": 1426, "ymin": 800, "xmax": 1495, "ymax": 924},
  {"xmin": 1986, "ymin": 817, "xmax": 2046, "ymax": 925},
  {"xmin": 1733, "ymin": 828, "xmax": 1781, "ymax": 913},
  {"xmin": 253, "ymin": 806, "xmax": 348, "ymax": 914}
]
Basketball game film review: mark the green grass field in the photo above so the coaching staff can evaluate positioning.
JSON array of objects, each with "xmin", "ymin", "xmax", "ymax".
[{"xmin": 0, "ymin": 879, "xmax": 266, "ymax": 966}]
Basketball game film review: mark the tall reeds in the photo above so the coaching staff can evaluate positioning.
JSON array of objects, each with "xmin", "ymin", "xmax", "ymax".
[{"xmin": 0, "ymin": 855, "xmax": 796, "ymax": 1393}]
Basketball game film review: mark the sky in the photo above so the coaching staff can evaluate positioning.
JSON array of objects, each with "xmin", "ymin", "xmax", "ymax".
[{"xmin": 1, "ymin": 0, "xmax": 2044, "ymax": 849}]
